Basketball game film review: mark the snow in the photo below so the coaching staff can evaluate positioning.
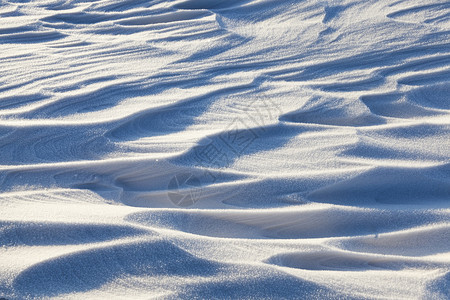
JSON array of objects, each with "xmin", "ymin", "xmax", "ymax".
[{"xmin": 0, "ymin": 0, "xmax": 449, "ymax": 299}]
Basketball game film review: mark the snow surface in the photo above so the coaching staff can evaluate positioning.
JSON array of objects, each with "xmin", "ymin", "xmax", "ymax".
[{"xmin": 0, "ymin": 0, "xmax": 449, "ymax": 299}]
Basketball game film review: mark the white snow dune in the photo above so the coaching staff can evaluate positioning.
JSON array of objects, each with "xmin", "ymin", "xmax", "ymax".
[{"xmin": 0, "ymin": 0, "xmax": 449, "ymax": 299}]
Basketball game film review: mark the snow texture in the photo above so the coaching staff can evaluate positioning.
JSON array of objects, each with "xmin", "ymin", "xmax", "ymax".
[{"xmin": 0, "ymin": 0, "xmax": 449, "ymax": 299}]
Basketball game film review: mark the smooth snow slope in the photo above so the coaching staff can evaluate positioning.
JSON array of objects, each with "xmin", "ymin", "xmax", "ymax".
[{"xmin": 0, "ymin": 0, "xmax": 449, "ymax": 299}]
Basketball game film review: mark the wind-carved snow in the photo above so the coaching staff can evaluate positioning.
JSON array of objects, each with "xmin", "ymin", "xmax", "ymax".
[{"xmin": 0, "ymin": 0, "xmax": 449, "ymax": 299}]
